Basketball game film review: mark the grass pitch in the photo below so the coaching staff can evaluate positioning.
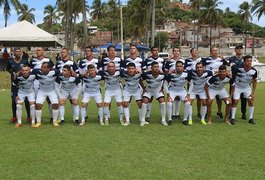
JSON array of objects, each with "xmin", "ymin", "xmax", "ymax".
[{"xmin": 0, "ymin": 72, "xmax": 265, "ymax": 179}]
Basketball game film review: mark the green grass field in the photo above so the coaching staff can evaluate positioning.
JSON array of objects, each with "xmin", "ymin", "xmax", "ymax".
[{"xmin": 0, "ymin": 72, "xmax": 265, "ymax": 179}]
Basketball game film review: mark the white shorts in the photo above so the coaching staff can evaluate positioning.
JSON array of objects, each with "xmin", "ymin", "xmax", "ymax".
[
  {"xmin": 60, "ymin": 88, "xmax": 79, "ymax": 100},
  {"xmin": 123, "ymin": 88, "xmax": 142, "ymax": 102},
  {"xmin": 34, "ymin": 80, "xmax": 39, "ymax": 95},
  {"xmin": 189, "ymin": 91, "xmax": 207, "ymax": 100},
  {"xmin": 168, "ymin": 89, "xmax": 187, "ymax": 101},
  {"xmin": 143, "ymin": 91, "xmax": 164, "ymax": 100},
  {"xmin": 104, "ymin": 89, "xmax": 123, "ymax": 103},
  {"xmin": 233, "ymin": 86, "xmax": 252, "ymax": 100},
  {"xmin": 17, "ymin": 91, "xmax": 35, "ymax": 103},
  {"xmin": 209, "ymin": 88, "xmax": 229, "ymax": 99},
  {"xmin": 36, "ymin": 90, "xmax": 58, "ymax": 104},
  {"xmin": 82, "ymin": 91, "xmax": 102, "ymax": 104}
]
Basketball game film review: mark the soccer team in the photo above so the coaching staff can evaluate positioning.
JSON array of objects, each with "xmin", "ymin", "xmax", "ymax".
[{"xmin": 6, "ymin": 45, "xmax": 258, "ymax": 128}]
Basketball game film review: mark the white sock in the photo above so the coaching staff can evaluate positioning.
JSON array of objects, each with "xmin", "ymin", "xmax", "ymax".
[
  {"xmin": 35, "ymin": 110, "xmax": 42, "ymax": 123},
  {"xmin": 59, "ymin": 106, "xmax": 65, "ymax": 121},
  {"xmin": 184, "ymin": 102, "xmax": 191, "ymax": 121},
  {"xmin": 81, "ymin": 107, "xmax": 86, "ymax": 121},
  {"xmin": 52, "ymin": 109, "xmax": 59, "ymax": 122},
  {"xmin": 98, "ymin": 107, "xmax": 103, "ymax": 122},
  {"xmin": 201, "ymin": 106, "xmax": 207, "ymax": 120},
  {"xmin": 189, "ymin": 107, "xmax": 193, "ymax": 120},
  {"xmin": 172, "ymin": 101, "xmax": 176, "ymax": 116},
  {"xmin": 118, "ymin": 106, "xmax": 123, "ymax": 121},
  {"xmin": 175, "ymin": 100, "xmax": 181, "ymax": 116},
  {"xmin": 160, "ymin": 102, "xmax": 166, "ymax": 122},
  {"xmin": 124, "ymin": 107, "xmax": 130, "ymax": 122},
  {"xmin": 73, "ymin": 105, "xmax": 79, "ymax": 120},
  {"xmin": 167, "ymin": 102, "xmax": 172, "ymax": 121},
  {"xmin": 249, "ymin": 106, "xmax": 254, "ymax": 119},
  {"xmin": 137, "ymin": 108, "xmax": 141, "ymax": 121},
  {"xmin": 104, "ymin": 107, "xmax": 110, "ymax": 121},
  {"xmin": 30, "ymin": 105, "xmax": 35, "ymax": 124},
  {"xmin": 146, "ymin": 103, "xmax": 152, "ymax": 118},
  {"xmin": 140, "ymin": 103, "xmax": 147, "ymax": 122},
  {"xmin": 16, "ymin": 104, "xmax": 22, "ymax": 124},
  {"xmin": 48, "ymin": 104, "xmax": 53, "ymax": 119},
  {"xmin": 231, "ymin": 107, "xmax": 237, "ymax": 119}
]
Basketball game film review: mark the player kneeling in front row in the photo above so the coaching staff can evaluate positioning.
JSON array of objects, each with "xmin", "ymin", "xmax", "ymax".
[
  {"xmin": 140, "ymin": 61, "xmax": 167, "ymax": 126},
  {"xmin": 55, "ymin": 65, "xmax": 82, "ymax": 126},
  {"xmin": 230, "ymin": 55, "xmax": 257, "ymax": 125},
  {"xmin": 32, "ymin": 62, "xmax": 60, "ymax": 128},
  {"xmin": 204, "ymin": 65, "xmax": 233, "ymax": 125},
  {"xmin": 165, "ymin": 61, "xmax": 191, "ymax": 126},
  {"xmin": 14, "ymin": 65, "xmax": 36, "ymax": 127},
  {"xmin": 80, "ymin": 64, "xmax": 104, "ymax": 126},
  {"xmin": 121, "ymin": 62, "xmax": 144, "ymax": 126}
]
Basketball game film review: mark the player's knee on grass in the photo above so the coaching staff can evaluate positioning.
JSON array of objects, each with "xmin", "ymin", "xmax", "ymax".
[
  {"xmin": 71, "ymin": 99, "xmax": 78, "ymax": 105},
  {"xmin": 81, "ymin": 102, "xmax": 88, "ymax": 108},
  {"xmin": 97, "ymin": 103, "xmax": 103, "ymax": 108},
  {"xmin": 52, "ymin": 104, "xmax": 59, "ymax": 109},
  {"xmin": 59, "ymin": 99, "xmax": 66, "ymax": 105},
  {"xmin": 223, "ymin": 98, "xmax": 231, "ymax": 105},
  {"xmin": 247, "ymin": 98, "xmax": 254, "ymax": 106},
  {"xmin": 116, "ymin": 102, "xmax": 122, "ymax": 106},
  {"xmin": 35, "ymin": 103, "xmax": 43, "ymax": 110},
  {"xmin": 123, "ymin": 102, "xmax": 129, "ymax": 108},
  {"xmin": 157, "ymin": 97, "xmax": 165, "ymax": 103},
  {"xmin": 142, "ymin": 97, "xmax": 149, "ymax": 104},
  {"xmin": 201, "ymin": 99, "xmax": 207, "ymax": 106}
]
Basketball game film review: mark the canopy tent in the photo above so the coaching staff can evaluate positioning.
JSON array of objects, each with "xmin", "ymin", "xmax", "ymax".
[{"xmin": 0, "ymin": 20, "xmax": 62, "ymax": 47}]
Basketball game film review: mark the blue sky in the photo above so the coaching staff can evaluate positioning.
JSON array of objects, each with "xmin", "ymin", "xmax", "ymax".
[{"xmin": 0, "ymin": 0, "xmax": 264, "ymax": 28}]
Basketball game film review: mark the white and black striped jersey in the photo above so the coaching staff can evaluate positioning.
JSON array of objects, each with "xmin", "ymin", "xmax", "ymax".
[
  {"xmin": 55, "ymin": 59, "xmax": 78, "ymax": 73},
  {"xmin": 14, "ymin": 74, "xmax": 36, "ymax": 93},
  {"xmin": 123, "ymin": 56, "xmax": 143, "ymax": 71},
  {"xmin": 142, "ymin": 72, "xmax": 164, "ymax": 93},
  {"xmin": 56, "ymin": 75, "xmax": 81, "ymax": 92},
  {"xmin": 165, "ymin": 72, "xmax": 188, "ymax": 91},
  {"xmin": 201, "ymin": 57, "xmax": 227, "ymax": 72},
  {"xmin": 187, "ymin": 70, "xmax": 213, "ymax": 93},
  {"xmin": 207, "ymin": 75, "xmax": 233, "ymax": 90},
  {"xmin": 101, "ymin": 70, "xmax": 121, "ymax": 91},
  {"xmin": 78, "ymin": 57, "xmax": 100, "ymax": 74},
  {"xmin": 142, "ymin": 56, "xmax": 164, "ymax": 72},
  {"xmin": 184, "ymin": 57, "xmax": 202, "ymax": 71},
  {"xmin": 120, "ymin": 70, "xmax": 142, "ymax": 92},
  {"xmin": 164, "ymin": 58, "xmax": 185, "ymax": 72},
  {"xmin": 100, "ymin": 56, "xmax": 122, "ymax": 71},
  {"xmin": 81, "ymin": 73, "xmax": 103, "ymax": 93},
  {"xmin": 29, "ymin": 57, "xmax": 54, "ymax": 69},
  {"xmin": 232, "ymin": 65, "xmax": 257, "ymax": 89},
  {"xmin": 32, "ymin": 69, "xmax": 59, "ymax": 91}
]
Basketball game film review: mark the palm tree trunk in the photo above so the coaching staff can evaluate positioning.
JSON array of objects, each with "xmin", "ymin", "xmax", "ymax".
[
  {"xmin": 82, "ymin": 0, "xmax": 88, "ymax": 48},
  {"xmin": 209, "ymin": 26, "xmax": 212, "ymax": 49}
]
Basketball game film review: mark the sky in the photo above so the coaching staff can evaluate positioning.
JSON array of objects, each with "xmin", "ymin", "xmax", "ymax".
[{"xmin": 0, "ymin": 0, "xmax": 264, "ymax": 28}]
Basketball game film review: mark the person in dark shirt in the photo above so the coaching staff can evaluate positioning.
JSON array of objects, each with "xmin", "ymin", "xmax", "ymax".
[{"xmin": 6, "ymin": 48, "xmax": 31, "ymax": 123}]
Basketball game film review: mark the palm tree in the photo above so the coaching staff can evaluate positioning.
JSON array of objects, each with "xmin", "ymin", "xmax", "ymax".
[
  {"xmin": 238, "ymin": 1, "xmax": 252, "ymax": 22},
  {"xmin": 18, "ymin": 4, "xmax": 35, "ymax": 23},
  {"xmin": 0, "ymin": 0, "xmax": 22, "ymax": 27},
  {"xmin": 43, "ymin": 5, "xmax": 59, "ymax": 29},
  {"xmin": 190, "ymin": 0, "xmax": 204, "ymax": 10},
  {"xmin": 251, "ymin": 0, "xmax": 265, "ymax": 20},
  {"xmin": 90, "ymin": 0, "xmax": 106, "ymax": 20},
  {"xmin": 199, "ymin": 0, "xmax": 223, "ymax": 48}
]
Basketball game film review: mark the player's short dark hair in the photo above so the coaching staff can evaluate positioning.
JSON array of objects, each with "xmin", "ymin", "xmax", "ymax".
[
  {"xmin": 151, "ymin": 46, "xmax": 158, "ymax": 51},
  {"xmin": 130, "ymin": 44, "xmax": 137, "ymax": 49},
  {"xmin": 126, "ymin": 62, "xmax": 136, "ymax": 68},
  {"xmin": 172, "ymin": 47, "xmax": 181, "ymax": 52},
  {"xmin": 190, "ymin": 48, "xmax": 196, "ymax": 53},
  {"xmin": 63, "ymin": 65, "xmax": 71, "ymax": 71},
  {"xmin": 61, "ymin": 47, "xmax": 68, "ymax": 51},
  {"xmin": 107, "ymin": 45, "xmax": 116, "ymax": 51},
  {"xmin": 219, "ymin": 65, "xmax": 227, "ymax": 71},
  {"xmin": 85, "ymin": 46, "xmax": 93, "ymax": 52},
  {"xmin": 196, "ymin": 62, "xmax": 203, "ymax": 68},
  {"xmin": 176, "ymin": 61, "xmax": 184, "ymax": 66},
  {"xmin": 243, "ymin": 55, "xmax": 252, "ymax": 62},
  {"xmin": 87, "ymin": 64, "xmax": 95, "ymax": 70},
  {"xmin": 151, "ymin": 61, "xmax": 159, "ymax": 67},
  {"xmin": 21, "ymin": 64, "xmax": 30, "ymax": 68},
  {"xmin": 41, "ymin": 62, "xmax": 50, "ymax": 68},
  {"xmin": 108, "ymin": 61, "xmax": 115, "ymax": 66},
  {"xmin": 14, "ymin": 47, "xmax": 21, "ymax": 51}
]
